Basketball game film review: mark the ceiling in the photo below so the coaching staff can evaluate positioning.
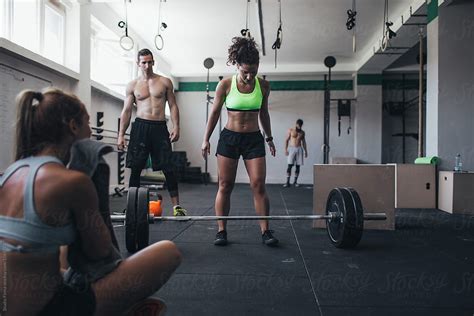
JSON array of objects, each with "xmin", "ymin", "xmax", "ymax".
[{"xmin": 100, "ymin": 0, "xmax": 426, "ymax": 79}]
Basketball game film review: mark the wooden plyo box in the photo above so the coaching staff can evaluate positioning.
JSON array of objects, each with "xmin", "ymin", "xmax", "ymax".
[
  {"xmin": 393, "ymin": 164, "xmax": 436, "ymax": 209},
  {"xmin": 313, "ymin": 164, "xmax": 395, "ymax": 230},
  {"xmin": 438, "ymin": 171, "xmax": 474, "ymax": 215}
]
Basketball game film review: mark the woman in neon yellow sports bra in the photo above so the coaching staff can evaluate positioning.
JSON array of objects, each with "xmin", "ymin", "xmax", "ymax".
[{"xmin": 202, "ymin": 36, "xmax": 278, "ymax": 247}]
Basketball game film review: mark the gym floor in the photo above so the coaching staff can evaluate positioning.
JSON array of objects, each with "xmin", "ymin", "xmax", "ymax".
[{"xmin": 111, "ymin": 183, "xmax": 474, "ymax": 316}]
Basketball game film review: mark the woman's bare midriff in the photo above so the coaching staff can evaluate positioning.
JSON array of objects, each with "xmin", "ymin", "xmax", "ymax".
[{"xmin": 225, "ymin": 111, "xmax": 260, "ymax": 133}]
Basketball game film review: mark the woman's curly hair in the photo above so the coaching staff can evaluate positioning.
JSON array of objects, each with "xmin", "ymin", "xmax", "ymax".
[{"xmin": 227, "ymin": 37, "xmax": 260, "ymax": 66}]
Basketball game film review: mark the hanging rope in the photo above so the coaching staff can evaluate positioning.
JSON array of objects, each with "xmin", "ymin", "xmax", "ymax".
[
  {"xmin": 124, "ymin": 0, "xmax": 128, "ymax": 35},
  {"xmin": 241, "ymin": 0, "xmax": 252, "ymax": 38},
  {"xmin": 118, "ymin": 0, "xmax": 134, "ymax": 51},
  {"xmin": 346, "ymin": 0, "xmax": 356, "ymax": 30},
  {"xmin": 381, "ymin": 0, "xmax": 388, "ymax": 51},
  {"xmin": 271, "ymin": 0, "xmax": 283, "ymax": 68},
  {"xmin": 346, "ymin": 0, "xmax": 357, "ymax": 52},
  {"xmin": 381, "ymin": 0, "xmax": 396, "ymax": 51},
  {"xmin": 155, "ymin": 0, "xmax": 166, "ymax": 50}
]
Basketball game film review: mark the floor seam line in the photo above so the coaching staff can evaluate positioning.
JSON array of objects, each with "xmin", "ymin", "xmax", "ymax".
[
  {"xmin": 280, "ymin": 190, "xmax": 323, "ymax": 316},
  {"xmin": 169, "ymin": 205, "xmax": 214, "ymax": 241}
]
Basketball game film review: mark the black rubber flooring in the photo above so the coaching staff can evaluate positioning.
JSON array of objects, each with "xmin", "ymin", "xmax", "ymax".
[{"xmin": 110, "ymin": 183, "xmax": 474, "ymax": 316}]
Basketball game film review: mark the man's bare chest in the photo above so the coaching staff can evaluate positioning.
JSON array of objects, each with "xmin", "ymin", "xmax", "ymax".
[
  {"xmin": 134, "ymin": 82, "xmax": 166, "ymax": 101},
  {"xmin": 291, "ymin": 130, "xmax": 303, "ymax": 139}
]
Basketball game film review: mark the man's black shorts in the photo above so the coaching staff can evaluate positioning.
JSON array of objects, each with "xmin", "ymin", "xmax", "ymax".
[
  {"xmin": 216, "ymin": 128, "xmax": 266, "ymax": 160},
  {"xmin": 126, "ymin": 117, "xmax": 173, "ymax": 171}
]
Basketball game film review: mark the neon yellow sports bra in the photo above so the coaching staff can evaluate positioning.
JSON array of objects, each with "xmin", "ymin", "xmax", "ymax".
[{"xmin": 225, "ymin": 75, "xmax": 263, "ymax": 112}]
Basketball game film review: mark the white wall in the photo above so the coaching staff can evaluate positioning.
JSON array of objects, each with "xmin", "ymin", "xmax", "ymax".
[
  {"xmin": 0, "ymin": 50, "xmax": 76, "ymax": 91},
  {"xmin": 0, "ymin": 50, "xmax": 77, "ymax": 170},
  {"xmin": 437, "ymin": 2, "xmax": 474, "ymax": 171},
  {"xmin": 90, "ymin": 3, "xmax": 176, "ymax": 87},
  {"xmin": 354, "ymin": 84, "xmax": 382, "ymax": 163},
  {"xmin": 426, "ymin": 17, "xmax": 439, "ymax": 157},
  {"xmin": 424, "ymin": 2, "xmax": 474, "ymax": 171}
]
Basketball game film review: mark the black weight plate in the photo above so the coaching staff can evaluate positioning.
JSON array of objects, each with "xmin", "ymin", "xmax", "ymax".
[
  {"xmin": 339, "ymin": 187, "xmax": 363, "ymax": 248},
  {"xmin": 326, "ymin": 187, "xmax": 363, "ymax": 248},
  {"xmin": 326, "ymin": 188, "xmax": 345, "ymax": 247},
  {"xmin": 346, "ymin": 187, "xmax": 364, "ymax": 232},
  {"xmin": 136, "ymin": 187, "xmax": 150, "ymax": 251},
  {"xmin": 125, "ymin": 187, "xmax": 138, "ymax": 253}
]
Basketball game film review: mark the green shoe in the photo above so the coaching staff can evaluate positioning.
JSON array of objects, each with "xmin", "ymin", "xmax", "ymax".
[{"xmin": 173, "ymin": 205, "xmax": 187, "ymax": 216}]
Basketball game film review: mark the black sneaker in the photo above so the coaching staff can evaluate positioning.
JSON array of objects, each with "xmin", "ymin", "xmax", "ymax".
[
  {"xmin": 282, "ymin": 183, "xmax": 290, "ymax": 188},
  {"xmin": 262, "ymin": 230, "xmax": 279, "ymax": 246},
  {"xmin": 214, "ymin": 230, "xmax": 228, "ymax": 246}
]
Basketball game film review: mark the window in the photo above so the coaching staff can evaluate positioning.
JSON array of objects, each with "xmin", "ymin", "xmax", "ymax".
[
  {"xmin": 2, "ymin": 0, "xmax": 65, "ymax": 64},
  {"xmin": 12, "ymin": 0, "xmax": 40, "ymax": 52},
  {"xmin": 91, "ymin": 15, "xmax": 135, "ymax": 95},
  {"xmin": 0, "ymin": 0, "xmax": 6, "ymax": 37},
  {"xmin": 43, "ymin": 2, "xmax": 64, "ymax": 63}
]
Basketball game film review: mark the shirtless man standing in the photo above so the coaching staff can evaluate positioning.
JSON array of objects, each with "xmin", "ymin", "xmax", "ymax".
[
  {"xmin": 118, "ymin": 48, "xmax": 186, "ymax": 216},
  {"xmin": 283, "ymin": 119, "xmax": 307, "ymax": 187}
]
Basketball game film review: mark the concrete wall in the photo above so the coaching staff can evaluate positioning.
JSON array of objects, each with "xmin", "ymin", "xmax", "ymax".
[
  {"xmin": 436, "ymin": 2, "xmax": 474, "ymax": 171},
  {"xmin": 354, "ymin": 84, "xmax": 382, "ymax": 164},
  {"xmin": 426, "ymin": 17, "xmax": 439, "ymax": 157},
  {"xmin": 0, "ymin": 50, "xmax": 76, "ymax": 171}
]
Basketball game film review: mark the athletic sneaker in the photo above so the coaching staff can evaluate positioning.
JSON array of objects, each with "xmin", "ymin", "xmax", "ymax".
[
  {"xmin": 262, "ymin": 230, "xmax": 279, "ymax": 246},
  {"xmin": 294, "ymin": 183, "xmax": 300, "ymax": 188},
  {"xmin": 282, "ymin": 183, "xmax": 290, "ymax": 188},
  {"xmin": 214, "ymin": 230, "xmax": 228, "ymax": 246},
  {"xmin": 173, "ymin": 205, "xmax": 187, "ymax": 216}
]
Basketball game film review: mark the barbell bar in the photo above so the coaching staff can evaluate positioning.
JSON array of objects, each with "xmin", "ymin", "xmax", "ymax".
[
  {"xmin": 91, "ymin": 133, "xmax": 129, "ymax": 141},
  {"xmin": 111, "ymin": 214, "xmax": 387, "ymax": 222},
  {"xmin": 90, "ymin": 126, "xmax": 130, "ymax": 136},
  {"xmin": 116, "ymin": 187, "xmax": 387, "ymax": 253}
]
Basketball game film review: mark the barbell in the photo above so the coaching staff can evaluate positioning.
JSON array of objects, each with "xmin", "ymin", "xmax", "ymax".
[
  {"xmin": 91, "ymin": 126, "xmax": 130, "ymax": 136},
  {"xmin": 113, "ymin": 187, "xmax": 387, "ymax": 253}
]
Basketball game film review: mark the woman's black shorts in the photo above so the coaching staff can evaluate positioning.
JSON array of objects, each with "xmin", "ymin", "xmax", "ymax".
[{"xmin": 216, "ymin": 128, "xmax": 266, "ymax": 160}]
